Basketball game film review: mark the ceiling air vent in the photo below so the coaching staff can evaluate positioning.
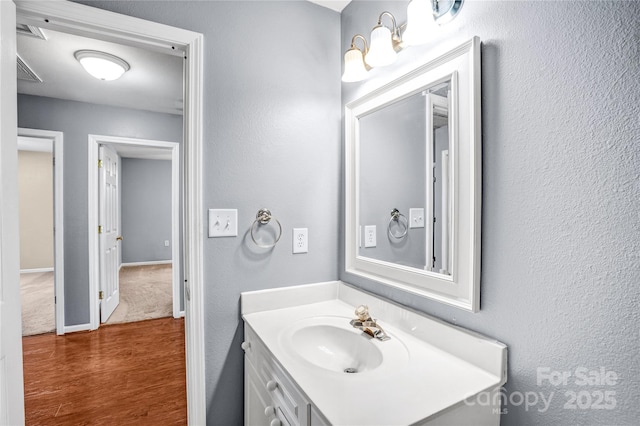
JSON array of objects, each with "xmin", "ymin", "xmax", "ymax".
[
  {"xmin": 17, "ymin": 54, "xmax": 42, "ymax": 83},
  {"xmin": 16, "ymin": 24, "xmax": 47, "ymax": 40}
]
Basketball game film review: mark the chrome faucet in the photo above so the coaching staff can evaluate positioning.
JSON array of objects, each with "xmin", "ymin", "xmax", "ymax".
[{"xmin": 350, "ymin": 305, "xmax": 390, "ymax": 341}]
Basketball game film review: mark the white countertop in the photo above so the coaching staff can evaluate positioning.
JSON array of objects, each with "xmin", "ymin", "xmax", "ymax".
[{"xmin": 242, "ymin": 281, "xmax": 507, "ymax": 426}]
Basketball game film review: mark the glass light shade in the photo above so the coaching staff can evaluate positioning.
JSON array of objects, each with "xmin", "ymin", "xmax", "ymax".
[
  {"xmin": 342, "ymin": 48, "xmax": 369, "ymax": 83},
  {"xmin": 403, "ymin": 0, "xmax": 434, "ymax": 46},
  {"xmin": 74, "ymin": 50, "xmax": 130, "ymax": 81},
  {"xmin": 365, "ymin": 25, "xmax": 397, "ymax": 67}
]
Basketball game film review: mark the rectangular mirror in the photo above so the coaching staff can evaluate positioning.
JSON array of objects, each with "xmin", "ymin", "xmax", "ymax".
[{"xmin": 345, "ymin": 37, "xmax": 481, "ymax": 311}]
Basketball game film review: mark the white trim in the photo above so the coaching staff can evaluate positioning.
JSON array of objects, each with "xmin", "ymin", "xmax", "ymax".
[
  {"xmin": 15, "ymin": 2, "xmax": 206, "ymax": 423},
  {"xmin": 183, "ymin": 33, "xmax": 206, "ymax": 425},
  {"xmin": 89, "ymin": 135, "xmax": 181, "ymax": 327},
  {"xmin": 20, "ymin": 267, "xmax": 54, "ymax": 274},
  {"xmin": 0, "ymin": 3, "xmax": 25, "ymax": 423},
  {"xmin": 18, "ymin": 127, "xmax": 65, "ymax": 335},
  {"xmin": 121, "ymin": 260, "xmax": 173, "ymax": 267},
  {"xmin": 63, "ymin": 323, "xmax": 91, "ymax": 334}
]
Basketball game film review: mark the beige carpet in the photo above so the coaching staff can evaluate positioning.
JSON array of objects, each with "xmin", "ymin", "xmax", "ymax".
[
  {"xmin": 106, "ymin": 264, "xmax": 173, "ymax": 325},
  {"xmin": 20, "ymin": 264, "xmax": 174, "ymax": 335},
  {"xmin": 20, "ymin": 271, "xmax": 55, "ymax": 336}
]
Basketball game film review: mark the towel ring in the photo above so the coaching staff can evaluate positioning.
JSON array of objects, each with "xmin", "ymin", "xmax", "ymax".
[
  {"xmin": 388, "ymin": 208, "xmax": 408, "ymax": 240},
  {"xmin": 250, "ymin": 208, "xmax": 282, "ymax": 248}
]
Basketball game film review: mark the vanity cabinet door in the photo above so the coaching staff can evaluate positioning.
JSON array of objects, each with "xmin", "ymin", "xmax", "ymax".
[{"xmin": 245, "ymin": 359, "xmax": 271, "ymax": 426}]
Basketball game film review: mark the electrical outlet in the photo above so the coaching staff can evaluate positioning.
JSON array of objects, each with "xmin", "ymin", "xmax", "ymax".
[
  {"xmin": 208, "ymin": 209, "xmax": 238, "ymax": 237},
  {"xmin": 364, "ymin": 225, "xmax": 376, "ymax": 248},
  {"xmin": 164, "ymin": 240, "xmax": 170, "ymax": 247},
  {"xmin": 293, "ymin": 228, "xmax": 308, "ymax": 254}
]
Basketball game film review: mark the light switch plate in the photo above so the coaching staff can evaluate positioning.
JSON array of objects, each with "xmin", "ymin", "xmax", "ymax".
[
  {"xmin": 364, "ymin": 225, "xmax": 376, "ymax": 248},
  {"xmin": 409, "ymin": 208, "xmax": 425, "ymax": 228},
  {"xmin": 208, "ymin": 209, "xmax": 238, "ymax": 237}
]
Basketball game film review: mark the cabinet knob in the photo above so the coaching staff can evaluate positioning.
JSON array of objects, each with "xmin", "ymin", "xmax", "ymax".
[
  {"xmin": 264, "ymin": 405, "xmax": 275, "ymax": 417},
  {"xmin": 270, "ymin": 419, "xmax": 281, "ymax": 426},
  {"xmin": 266, "ymin": 380, "xmax": 278, "ymax": 392},
  {"xmin": 241, "ymin": 341, "xmax": 251, "ymax": 351}
]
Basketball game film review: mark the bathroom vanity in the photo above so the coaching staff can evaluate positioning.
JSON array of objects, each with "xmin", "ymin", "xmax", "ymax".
[{"xmin": 241, "ymin": 281, "xmax": 507, "ymax": 425}]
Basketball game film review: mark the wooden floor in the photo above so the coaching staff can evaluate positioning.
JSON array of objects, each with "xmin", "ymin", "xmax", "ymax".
[{"xmin": 22, "ymin": 317, "xmax": 187, "ymax": 425}]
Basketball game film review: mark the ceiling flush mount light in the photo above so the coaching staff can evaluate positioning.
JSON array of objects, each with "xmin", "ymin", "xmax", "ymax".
[
  {"xmin": 343, "ymin": 0, "xmax": 464, "ymax": 82},
  {"xmin": 342, "ymin": 34, "xmax": 370, "ymax": 83},
  {"xmin": 74, "ymin": 50, "xmax": 130, "ymax": 81},
  {"xmin": 365, "ymin": 12, "xmax": 402, "ymax": 68}
]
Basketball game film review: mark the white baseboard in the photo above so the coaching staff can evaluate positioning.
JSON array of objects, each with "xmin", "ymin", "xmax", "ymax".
[
  {"xmin": 64, "ymin": 323, "xmax": 91, "ymax": 334},
  {"xmin": 121, "ymin": 260, "xmax": 172, "ymax": 267},
  {"xmin": 20, "ymin": 267, "xmax": 54, "ymax": 274}
]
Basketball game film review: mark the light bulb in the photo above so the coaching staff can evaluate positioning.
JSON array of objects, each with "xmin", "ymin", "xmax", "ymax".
[
  {"xmin": 365, "ymin": 25, "xmax": 397, "ymax": 67},
  {"xmin": 342, "ymin": 48, "xmax": 369, "ymax": 82},
  {"xmin": 404, "ymin": 0, "xmax": 435, "ymax": 46}
]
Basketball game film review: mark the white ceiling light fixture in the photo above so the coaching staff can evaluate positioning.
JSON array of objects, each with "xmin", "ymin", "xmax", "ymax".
[{"xmin": 74, "ymin": 50, "xmax": 130, "ymax": 81}]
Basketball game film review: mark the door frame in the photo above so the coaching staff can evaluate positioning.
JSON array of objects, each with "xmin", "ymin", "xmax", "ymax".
[
  {"xmin": 14, "ymin": 1, "xmax": 206, "ymax": 423},
  {"xmin": 17, "ymin": 127, "xmax": 65, "ymax": 335},
  {"xmin": 88, "ymin": 135, "xmax": 182, "ymax": 324}
]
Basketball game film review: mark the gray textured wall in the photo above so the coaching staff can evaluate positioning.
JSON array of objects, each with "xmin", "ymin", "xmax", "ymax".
[
  {"xmin": 121, "ymin": 158, "xmax": 172, "ymax": 263},
  {"xmin": 17, "ymin": 94, "xmax": 183, "ymax": 326},
  {"xmin": 359, "ymin": 92, "xmax": 426, "ymax": 267},
  {"xmin": 73, "ymin": 1, "xmax": 342, "ymax": 424},
  {"xmin": 341, "ymin": 1, "xmax": 640, "ymax": 424}
]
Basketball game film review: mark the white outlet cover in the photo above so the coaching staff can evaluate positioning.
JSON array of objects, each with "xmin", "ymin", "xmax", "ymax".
[
  {"xmin": 364, "ymin": 225, "xmax": 376, "ymax": 248},
  {"xmin": 208, "ymin": 209, "xmax": 238, "ymax": 237},
  {"xmin": 293, "ymin": 228, "xmax": 308, "ymax": 254},
  {"xmin": 409, "ymin": 208, "xmax": 425, "ymax": 228}
]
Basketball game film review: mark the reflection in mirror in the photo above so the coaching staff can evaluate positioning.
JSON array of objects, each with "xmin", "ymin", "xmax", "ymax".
[
  {"xmin": 358, "ymin": 81, "xmax": 452, "ymax": 275},
  {"xmin": 345, "ymin": 37, "xmax": 481, "ymax": 311}
]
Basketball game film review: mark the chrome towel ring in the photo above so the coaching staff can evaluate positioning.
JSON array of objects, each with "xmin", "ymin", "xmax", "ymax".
[
  {"xmin": 250, "ymin": 208, "xmax": 282, "ymax": 248},
  {"xmin": 388, "ymin": 208, "xmax": 408, "ymax": 240}
]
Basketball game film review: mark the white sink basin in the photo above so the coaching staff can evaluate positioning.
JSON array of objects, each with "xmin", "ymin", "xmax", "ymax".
[
  {"xmin": 290, "ymin": 324, "xmax": 383, "ymax": 373},
  {"xmin": 280, "ymin": 316, "xmax": 409, "ymax": 375}
]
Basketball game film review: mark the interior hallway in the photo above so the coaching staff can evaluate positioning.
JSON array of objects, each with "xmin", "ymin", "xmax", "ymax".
[
  {"xmin": 20, "ymin": 264, "xmax": 173, "ymax": 336},
  {"xmin": 22, "ymin": 317, "xmax": 187, "ymax": 425}
]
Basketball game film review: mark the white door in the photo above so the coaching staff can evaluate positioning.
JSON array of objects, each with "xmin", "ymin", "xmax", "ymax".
[
  {"xmin": 0, "ymin": 1, "xmax": 26, "ymax": 424},
  {"xmin": 99, "ymin": 145, "xmax": 121, "ymax": 322}
]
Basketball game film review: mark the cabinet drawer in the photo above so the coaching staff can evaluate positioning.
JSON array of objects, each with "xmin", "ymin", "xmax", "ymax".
[
  {"xmin": 244, "ymin": 325, "xmax": 309, "ymax": 426},
  {"xmin": 246, "ymin": 359, "xmax": 293, "ymax": 426}
]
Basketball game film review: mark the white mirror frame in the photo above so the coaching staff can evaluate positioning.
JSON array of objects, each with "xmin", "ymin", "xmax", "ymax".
[{"xmin": 345, "ymin": 37, "xmax": 481, "ymax": 312}]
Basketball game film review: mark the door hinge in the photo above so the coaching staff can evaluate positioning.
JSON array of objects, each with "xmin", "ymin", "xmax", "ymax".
[
  {"xmin": 99, "ymin": 291, "xmax": 104, "ymax": 300},
  {"xmin": 98, "ymin": 225, "xmax": 103, "ymax": 234},
  {"xmin": 98, "ymin": 159, "xmax": 103, "ymax": 168}
]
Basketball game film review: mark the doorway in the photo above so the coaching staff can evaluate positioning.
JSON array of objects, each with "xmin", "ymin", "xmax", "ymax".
[
  {"xmin": 1, "ymin": 2, "xmax": 206, "ymax": 423},
  {"xmin": 17, "ymin": 128, "xmax": 64, "ymax": 336},
  {"xmin": 88, "ymin": 135, "xmax": 182, "ymax": 327}
]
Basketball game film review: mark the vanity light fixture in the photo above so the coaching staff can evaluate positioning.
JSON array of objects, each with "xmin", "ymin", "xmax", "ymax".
[
  {"xmin": 365, "ymin": 12, "xmax": 402, "ymax": 68},
  {"xmin": 341, "ymin": 0, "xmax": 464, "ymax": 82},
  {"xmin": 342, "ymin": 34, "xmax": 370, "ymax": 83},
  {"xmin": 74, "ymin": 50, "xmax": 130, "ymax": 81}
]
